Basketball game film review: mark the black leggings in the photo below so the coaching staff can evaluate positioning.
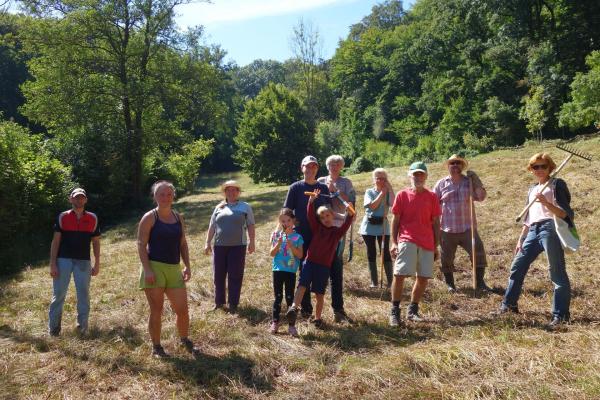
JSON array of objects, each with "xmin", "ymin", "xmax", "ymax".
[
  {"xmin": 362, "ymin": 235, "xmax": 392, "ymax": 262},
  {"xmin": 272, "ymin": 270, "xmax": 296, "ymax": 322}
]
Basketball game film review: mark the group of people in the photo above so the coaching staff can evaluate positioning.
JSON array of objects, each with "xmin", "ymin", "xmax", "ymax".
[{"xmin": 47, "ymin": 151, "xmax": 575, "ymax": 357}]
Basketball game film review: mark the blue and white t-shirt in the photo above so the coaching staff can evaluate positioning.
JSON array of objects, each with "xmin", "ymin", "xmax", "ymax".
[{"xmin": 271, "ymin": 231, "xmax": 304, "ymax": 273}]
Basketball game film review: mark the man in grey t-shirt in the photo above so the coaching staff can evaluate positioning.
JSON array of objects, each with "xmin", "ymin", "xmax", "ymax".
[{"xmin": 318, "ymin": 155, "xmax": 356, "ymax": 323}]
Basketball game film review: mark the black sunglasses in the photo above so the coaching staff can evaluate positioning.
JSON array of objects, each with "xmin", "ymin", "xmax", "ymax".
[
  {"xmin": 449, "ymin": 161, "xmax": 462, "ymax": 166},
  {"xmin": 531, "ymin": 164, "xmax": 548, "ymax": 170}
]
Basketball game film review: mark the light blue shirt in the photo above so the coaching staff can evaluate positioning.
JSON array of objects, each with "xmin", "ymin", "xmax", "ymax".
[
  {"xmin": 359, "ymin": 188, "xmax": 393, "ymax": 236},
  {"xmin": 271, "ymin": 232, "xmax": 304, "ymax": 273}
]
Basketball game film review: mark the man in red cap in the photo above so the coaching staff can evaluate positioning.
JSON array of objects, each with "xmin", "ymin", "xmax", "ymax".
[{"xmin": 48, "ymin": 188, "xmax": 101, "ymax": 336}]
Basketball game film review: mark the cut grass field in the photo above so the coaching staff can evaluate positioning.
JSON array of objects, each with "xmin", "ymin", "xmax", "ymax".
[{"xmin": 1, "ymin": 136, "xmax": 600, "ymax": 399}]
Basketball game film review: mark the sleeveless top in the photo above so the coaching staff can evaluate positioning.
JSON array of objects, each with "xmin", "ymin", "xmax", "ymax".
[{"xmin": 148, "ymin": 209, "xmax": 182, "ymax": 264}]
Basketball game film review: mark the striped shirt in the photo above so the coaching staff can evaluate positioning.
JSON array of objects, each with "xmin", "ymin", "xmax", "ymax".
[{"xmin": 433, "ymin": 175, "xmax": 483, "ymax": 233}]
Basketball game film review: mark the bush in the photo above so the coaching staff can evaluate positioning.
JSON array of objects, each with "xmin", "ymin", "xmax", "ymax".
[
  {"xmin": 0, "ymin": 120, "xmax": 72, "ymax": 274},
  {"xmin": 348, "ymin": 156, "xmax": 374, "ymax": 174},
  {"xmin": 363, "ymin": 139, "xmax": 400, "ymax": 168}
]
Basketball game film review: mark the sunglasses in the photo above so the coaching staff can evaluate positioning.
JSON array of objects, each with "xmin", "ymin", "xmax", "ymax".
[
  {"xmin": 449, "ymin": 161, "xmax": 462, "ymax": 166},
  {"xmin": 531, "ymin": 164, "xmax": 548, "ymax": 170}
]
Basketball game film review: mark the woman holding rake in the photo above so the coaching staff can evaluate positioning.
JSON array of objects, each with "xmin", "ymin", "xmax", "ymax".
[{"xmin": 497, "ymin": 153, "xmax": 574, "ymax": 328}]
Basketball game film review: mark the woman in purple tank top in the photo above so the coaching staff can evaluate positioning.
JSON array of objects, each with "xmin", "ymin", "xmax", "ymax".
[{"xmin": 137, "ymin": 180, "xmax": 198, "ymax": 358}]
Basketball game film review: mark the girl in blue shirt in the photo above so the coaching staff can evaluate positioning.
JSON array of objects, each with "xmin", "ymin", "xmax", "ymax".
[{"xmin": 269, "ymin": 208, "xmax": 304, "ymax": 336}]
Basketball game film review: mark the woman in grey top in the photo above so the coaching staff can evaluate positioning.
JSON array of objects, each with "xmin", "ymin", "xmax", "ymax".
[
  {"xmin": 204, "ymin": 180, "xmax": 256, "ymax": 312},
  {"xmin": 359, "ymin": 168, "xmax": 394, "ymax": 288}
]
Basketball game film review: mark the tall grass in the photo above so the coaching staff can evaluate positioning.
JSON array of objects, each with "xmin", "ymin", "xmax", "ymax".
[{"xmin": 1, "ymin": 136, "xmax": 600, "ymax": 399}]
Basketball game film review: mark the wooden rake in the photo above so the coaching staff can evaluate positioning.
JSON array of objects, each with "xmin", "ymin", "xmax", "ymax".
[{"xmin": 515, "ymin": 144, "xmax": 592, "ymax": 222}]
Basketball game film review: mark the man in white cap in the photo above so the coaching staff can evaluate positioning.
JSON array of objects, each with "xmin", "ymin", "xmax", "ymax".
[
  {"xmin": 433, "ymin": 154, "xmax": 491, "ymax": 292},
  {"xmin": 284, "ymin": 155, "xmax": 330, "ymax": 319},
  {"xmin": 48, "ymin": 188, "xmax": 101, "ymax": 336}
]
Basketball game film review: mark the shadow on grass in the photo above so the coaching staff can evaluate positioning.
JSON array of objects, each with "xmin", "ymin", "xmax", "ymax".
[
  {"xmin": 300, "ymin": 321, "xmax": 431, "ymax": 351},
  {"xmin": 169, "ymin": 351, "xmax": 274, "ymax": 393},
  {"xmin": 236, "ymin": 305, "xmax": 270, "ymax": 326},
  {"xmin": 346, "ymin": 286, "xmax": 391, "ymax": 302},
  {"xmin": 0, "ymin": 324, "xmax": 273, "ymax": 395},
  {"xmin": 85, "ymin": 325, "xmax": 145, "ymax": 348}
]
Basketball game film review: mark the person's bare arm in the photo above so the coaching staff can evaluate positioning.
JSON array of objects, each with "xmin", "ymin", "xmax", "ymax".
[
  {"xmin": 137, "ymin": 212, "xmax": 155, "ymax": 285},
  {"xmin": 179, "ymin": 214, "xmax": 191, "ymax": 281},
  {"xmin": 514, "ymin": 224, "xmax": 529, "ymax": 255},
  {"xmin": 535, "ymin": 193, "xmax": 567, "ymax": 219},
  {"xmin": 247, "ymin": 224, "xmax": 256, "ymax": 254},
  {"xmin": 270, "ymin": 233, "xmax": 283, "ymax": 257},
  {"xmin": 390, "ymin": 214, "xmax": 401, "ymax": 258},
  {"xmin": 290, "ymin": 240, "xmax": 303, "ymax": 259},
  {"xmin": 432, "ymin": 217, "xmax": 440, "ymax": 261},
  {"xmin": 204, "ymin": 222, "xmax": 216, "ymax": 255},
  {"xmin": 91, "ymin": 236, "xmax": 100, "ymax": 276},
  {"xmin": 49, "ymin": 232, "xmax": 61, "ymax": 278}
]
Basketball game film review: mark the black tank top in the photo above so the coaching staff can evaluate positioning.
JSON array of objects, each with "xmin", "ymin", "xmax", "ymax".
[{"xmin": 148, "ymin": 209, "xmax": 182, "ymax": 264}]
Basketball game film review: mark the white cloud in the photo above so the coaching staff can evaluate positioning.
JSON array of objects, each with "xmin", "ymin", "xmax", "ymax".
[{"xmin": 178, "ymin": 0, "xmax": 358, "ymax": 26}]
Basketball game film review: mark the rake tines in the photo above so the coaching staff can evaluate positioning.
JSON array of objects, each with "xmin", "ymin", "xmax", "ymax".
[{"xmin": 556, "ymin": 143, "xmax": 593, "ymax": 161}]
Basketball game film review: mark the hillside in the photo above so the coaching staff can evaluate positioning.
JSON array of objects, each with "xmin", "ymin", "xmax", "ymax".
[{"xmin": 1, "ymin": 136, "xmax": 599, "ymax": 399}]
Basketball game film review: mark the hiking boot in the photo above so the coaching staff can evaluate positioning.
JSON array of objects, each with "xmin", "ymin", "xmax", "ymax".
[
  {"xmin": 180, "ymin": 337, "xmax": 201, "ymax": 358},
  {"xmin": 152, "ymin": 344, "xmax": 170, "ymax": 359},
  {"xmin": 407, "ymin": 303, "xmax": 424, "ymax": 322},
  {"xmin": 444, "ymin": 272, "xmax": 457, "ymax": 293},
  {"xmin": 389, "ymin": 306, "xmax": 401, "ymax": 327},
  {"xmin": 286, "ymin": 306, "xmax": 298, "ymax": 326},
  {"xmin": 270, "ymin": 321, "xmax": 280, "ymax": 334},
  {"xmin": 76, "ymin": 325, "xmax": 88, "ymax": 335},
  {"xmin": 476, "ymin": 269, "xmax": 493, "ymax": 292},
  {"xmin": 228, "ymin": 304, "xmax": 238, "ymax": 314},
  {"xmin": 312, "ymin": 319, "xmax": 325, "ymax": 329},
  {"xmin": 48, "ymin": 327, "xmax": 61, "ymax": 337},
  {"xmin": 333, "ymin": 309, "xmax": 354, "ymax": 324},
  {"xmin": 288, "ymin": 325, "xmax": 299, "ymax": 337},
  {"xmin": 211, "ymin": 304, "xmax": 224, "ymax": 312}
]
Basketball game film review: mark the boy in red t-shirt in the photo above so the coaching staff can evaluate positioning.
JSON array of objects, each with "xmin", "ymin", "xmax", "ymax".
[
  {"xmin": 286, "ymin": 189, "xmax": 353, "ymax": 329},
  {"xmin": 389, "ymin": 162, "xmax": 441, "ymax": 326}
]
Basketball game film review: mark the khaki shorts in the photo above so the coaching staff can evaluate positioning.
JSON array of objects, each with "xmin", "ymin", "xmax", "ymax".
[
  {"xmin": 394, "ymin": 242, "xmax": 434, "ymax": 278},
  {"xmin": 139, "ymin": 260, "xmax": 185, "ymax": 290}
]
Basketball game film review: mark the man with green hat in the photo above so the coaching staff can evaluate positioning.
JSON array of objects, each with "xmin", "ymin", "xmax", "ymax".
[{"xmin": 388, "ymin": 162, "xmax": 441, "ymax": 326}]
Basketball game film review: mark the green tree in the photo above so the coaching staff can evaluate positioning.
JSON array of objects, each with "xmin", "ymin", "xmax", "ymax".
[
  {"xmin": 235, "ymin": 83, "xmax": 315, "ymax": 184},
  {"xmin": 559, "ymin": 51, "xmax": 600, "ymax": 130},
  {"xmin": 20, "ymin": 0, "xmax": 208, "ymax": 206}
]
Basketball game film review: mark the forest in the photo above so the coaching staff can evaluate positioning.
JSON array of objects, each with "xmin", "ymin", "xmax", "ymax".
[{"xmin": 1, "ymin": 0, "xmax": 600, "ymax": 272}]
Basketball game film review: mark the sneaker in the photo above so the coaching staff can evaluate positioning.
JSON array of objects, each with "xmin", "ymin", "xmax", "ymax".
[
  {"xmin": 270, "ymin": 321, "xmax": 280, "ymax": 334},
  {"xmin": 389, "ymin": 307, "xmax": 401, "ymax": 327},
  {"xmin": 286, "ymin": 306, "xmax": 298, "ymax": 326},
  {"xmin": 180, "ymin": 337, "xmax": 200, "ymax": 357},
  {"xmin": 548, "ymin": 316, "xmax": 569, "ymax": 329},
  {"xmin": 211, "ymin": 304, "xmax": 224, "ymax": 312},
  {"xmin": 152, "ymin": 344, "xmax": 170, "ymax": 359},
  {"xmin": 288, "ymin": 325, "xmax": 299, "ymax": 337},
  {"xmin": 333, "ymin": 309, "xmax": 354, "ymax": 324},
  {"xmin": 312, "ymin": 319, "xmax": 325, "ymax": 329},
  {"xmin": 406, "ymin": 303, "xmax": 423, "ymax": 322},
  {"xmin": 446, "ymin": 284, "xmax": 457, "ymax": 294},
  {"xmin": 493, "ymin": 304, "xmax": 519, "ymax": 315},
  {"xmin": 76, "ymin": 325, "xmax": 88, "ymax": 335}
]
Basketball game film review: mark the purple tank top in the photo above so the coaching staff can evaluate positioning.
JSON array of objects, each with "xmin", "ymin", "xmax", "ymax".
[{"xmin": 148, "ymin": 210, "xmax": 182, "ymax": 264}]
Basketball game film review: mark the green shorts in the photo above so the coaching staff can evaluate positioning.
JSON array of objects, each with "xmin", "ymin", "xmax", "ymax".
[{"xmin": 139, "ymin": 260, "xmax": 185, "ymax": 290}]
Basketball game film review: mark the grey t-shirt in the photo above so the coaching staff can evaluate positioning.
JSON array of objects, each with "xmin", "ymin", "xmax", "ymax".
[
  {"xmin": 317, "ymin": 175, "xmax": 356, "ymax": 227},
  {"xmin": 210, "ymin": 201, "xmax": 255, "ymax": 246}
]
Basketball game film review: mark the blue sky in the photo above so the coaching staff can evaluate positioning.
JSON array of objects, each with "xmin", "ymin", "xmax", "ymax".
[{"xmin": 176, "ymin": 0, "xmax": 414, "ymax": 66}]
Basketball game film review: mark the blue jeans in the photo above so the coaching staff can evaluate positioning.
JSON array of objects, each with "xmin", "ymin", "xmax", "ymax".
[
  {"xmin": 502, "ymin": 220, "xmax": 570, "ymax": 319},
  {"xmin": 48, "ymin": 258, "xmax": 92, "ymax": 333}
]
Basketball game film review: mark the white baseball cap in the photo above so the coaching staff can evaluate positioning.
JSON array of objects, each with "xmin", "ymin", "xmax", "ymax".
[{"xmin": 301, "ymin": 155, "xmax": 318, "ymax": 167}]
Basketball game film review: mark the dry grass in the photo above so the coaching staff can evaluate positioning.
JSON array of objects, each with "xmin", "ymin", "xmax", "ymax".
[{"xmin": 1, "ymin": 137, "xmax": 600, "ymax": 399}]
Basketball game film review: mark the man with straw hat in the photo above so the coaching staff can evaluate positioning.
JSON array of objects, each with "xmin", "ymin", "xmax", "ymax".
[{"xmin": 433, "ymin": 154, "xmax": 491, "ymax": 292}]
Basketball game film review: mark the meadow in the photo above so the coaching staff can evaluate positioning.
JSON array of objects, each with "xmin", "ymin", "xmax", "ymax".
[{"xmin": 1, "ymin": 136, "xmax": 600, "ymax": 399}]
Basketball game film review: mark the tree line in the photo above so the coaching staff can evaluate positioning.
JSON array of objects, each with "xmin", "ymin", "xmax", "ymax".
[{"xmin": 1, "ymin": 0, "xmax": 600, "ymax": 272}]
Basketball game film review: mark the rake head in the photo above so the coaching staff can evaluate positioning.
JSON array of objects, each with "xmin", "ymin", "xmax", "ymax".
[{"xmin": 557, "ymin": 144, "xmax": 593, "ymax": 161}]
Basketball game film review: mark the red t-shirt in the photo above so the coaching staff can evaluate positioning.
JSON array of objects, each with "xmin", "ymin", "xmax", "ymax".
[{"xmin": 391, "ymin": 188, "xmax": 441, "ymax": 251}]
